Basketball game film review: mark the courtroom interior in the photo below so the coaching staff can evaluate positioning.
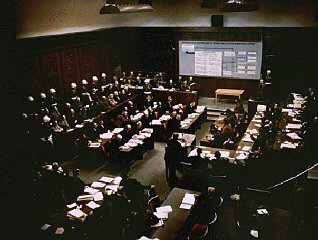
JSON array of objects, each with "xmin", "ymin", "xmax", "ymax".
[{"xmin": 2, "ymin": 1, "xmax": 318, "ymax": 240}]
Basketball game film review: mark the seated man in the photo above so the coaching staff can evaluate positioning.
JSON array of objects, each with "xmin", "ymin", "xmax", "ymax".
[
  {"xmin": 188, "ymin": 148, "xmax": 209, "ymax": 171},
  {"xmin": 211, "ymin": 151, "xmax": 228, "ymax": 177},
  {"xmin": 191, "ymin": 187, "xmax": 222, "ymax": 225},
  {"xmin": 115, "ymin": 111, "xmax": 130, "ymax": 128}
]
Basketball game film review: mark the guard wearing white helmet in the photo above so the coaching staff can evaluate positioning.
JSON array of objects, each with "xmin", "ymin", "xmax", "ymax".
[
  {"xmin": 39, "ymin": 93, "xmax": 48, "ymax": 111},
  {"xmin": 69, "ymin": 82, "xmax": 79, "ymax": 103},
  {"xmin": 48, "ymin": 88, "xmax": 57, "ymax": 106},
  {"xmin": 266, "ymin": 69, "xmax": 272, "ymax": 82}
]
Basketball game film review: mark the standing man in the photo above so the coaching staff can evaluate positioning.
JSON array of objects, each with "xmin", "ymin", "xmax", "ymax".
[{"xmin": 165, "ymin": 133, "xmax": 184, "ymax": 187}]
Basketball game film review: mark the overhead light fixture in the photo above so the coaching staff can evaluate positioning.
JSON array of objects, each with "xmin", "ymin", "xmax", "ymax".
[
  {"xmin": 221, "ymin": 0, "xmax": 259, "ymax": 12},
  {"xmin": 100, "ymin": 0, "xmax": 153, "ymax": 14}
]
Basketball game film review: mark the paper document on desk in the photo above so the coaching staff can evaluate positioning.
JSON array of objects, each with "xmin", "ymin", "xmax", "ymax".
[
  {"xmin": 99, "ymin": 176, "xmax": 114, "ymax": 183},
  {"xmin": 77, "ymin": 195, "xmax": 94, "ymax": 201},
  {"xmin": 89, "ymin": 142, "xmax": 100, "ymax": 148},
  {"xmin": 84, "ymin": 187, "xmax": 100, "ymax": 195},
  {"xmin": 154, "ymin": 211, "xmax": 168, "ymax": 220},
  {"xmin": 179, "ymin": 203, "xmax": 192, "ymax": 210},
  {"xmin": 113, "ymin": 176, "xmax": 122, "ymax": 184},
  {"xmin": 55, "ymin": 227, "xmax": 64, "ymax": 235},
  {"xmin": 139, "ymin": 236, "xmax": 159, "ymax": 240},
  {"xmin": 242, "ymin": 146, "xmax": 251, "ymax": 151},
  {"xmin": 250, "ymin": 129, "xmax": 258, "ymax": 135},
  {"xmin": 112, "ymin": 128, "xmax": 124, "ymax": 134},
  {"xmin": 286, "ymin": 123, "xmax": 301, "ymax": 130},
  {"xmin": 257, "ymin": 208, "xmax": 269, "ymax": 215},
  {"xmin": 66, "ymin": 202, "xmax": 77, "ymax": 209},
  {"xmin": 40, "ymin": 224, "xmax": 51, "ymax": 231},
  {"xmin": 91, "ymin": 181, "xmax": 106, "ymax": 188},
  {"xmin": 68, "ymin": 209, "xmax": 85, "ymax": 218},
  {"xmin": 257, "ymin": 104, "xmax": 266, "ymax": 112},
  {"xmin": 242, "ymin": 134, "xmax": 254, "ymax": 143},
  {"xmin": 151, "ymin": 120, "xmax": 162, "ymax": 125},
  {"xmin": 282, "ymin": 108, "xmax": 293, "ymax": 112},
  {"xmin": 287, "ymin": 132, "xmax": 302, "ymax": 140},
  {"xmin": 281, "ymin": 141, "xmax": 297, "ymax": 149},
  {"xmin": 219, "ymin": 151, "xmax": 230, "ymax": 158},
  {"xmin": 182, "ymin": 195, "xmax": 195, "ymax": 205},
  {"xmin": 93, "ymin": 192, "xmax": 104, "ymax": 201},
  {"xmin": 156, "ymin": 205, "xmax": 172, "ymax": 213},
  {"xmin": 86, "ymin": 201, "xmax": 100, "ymax": 209}
]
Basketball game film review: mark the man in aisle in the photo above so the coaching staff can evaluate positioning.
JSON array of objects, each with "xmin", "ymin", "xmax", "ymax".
[{"xmin": 165, "ymin": 133, "xmax": 184, "ymax": 187}]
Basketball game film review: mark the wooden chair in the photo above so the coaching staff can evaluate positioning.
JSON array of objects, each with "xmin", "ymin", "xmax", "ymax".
[{"xmin": 190, "ymin": 82, "xmax": 200, "ymax": 91}]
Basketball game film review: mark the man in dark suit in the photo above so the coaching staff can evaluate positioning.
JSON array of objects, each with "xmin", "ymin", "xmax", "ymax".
[
  {"xmin": 163, "ymin": 96, "xmax": 173, "ymax": 113},
  {"xmin": 165, "ymin": 133, "xmax": 184, "ymax": 187}
]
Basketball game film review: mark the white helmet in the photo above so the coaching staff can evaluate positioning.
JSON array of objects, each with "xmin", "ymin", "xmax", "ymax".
[
  {"xmin": 82, "ymin": 79, "xmax": 88, "ymax": 85},
  {"xmin": 49, "ymin": 88, "xmax": 56, "ymax": 94},
  {"xmin": 43, "ymin": 115, "xmax": 51, "ymax": 123},
  {"xmin": 71, "ymin": 83, "xmax": 77, "ymax": 89},
  {"xmin": 92, "ymin": 76, "xmax": 98, "ymax": 81}
]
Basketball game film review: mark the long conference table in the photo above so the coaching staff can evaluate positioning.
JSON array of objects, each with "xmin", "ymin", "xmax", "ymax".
[{"xmin": 150, "ymin": 188, "xmax": 200, "ymax": 240}]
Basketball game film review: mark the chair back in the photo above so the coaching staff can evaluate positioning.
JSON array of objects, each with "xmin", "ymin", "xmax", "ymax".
[{"xmin": 190, "ymin": 83, "xmax": 200, "ymax": 91}]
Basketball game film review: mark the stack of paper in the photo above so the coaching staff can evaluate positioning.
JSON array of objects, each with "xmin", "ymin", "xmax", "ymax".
[
  {"xmin": 286, "ymin": 123, "xmax": 302, "ymax": 130},
  {"xmin": 100, "ymin": 133, "xmax": 113, "ymax": 140},
  {"xmin": 257, "ymin": 208, "xmax": 269, "ymax": 215},
  {"xmin": 257, "ymin": 104, "xmax": 267, "ymax": 112},
  {"xmin": 91, "ymin": 182, "xmax": 106, "ymax": 188},
  {"xmin": 106, "ymin": 185, "xmax": 119, "ymax": 192},
  {"xmin": 89, "ymin": 142, "xmax": 100, "ymax": 148},
  {"xmin": 93, "ymin": 192, "xmax": 104, "ymax": 201},
  {"xmin": 139, "ymin": 236, "xmax": 159, "ymax": 240},
  {"xmin": 40, "ymin": 224, "xmax": 51, "ymax": 231},
  {"xmin": 286, "ymin": 132, "xmax": 302, "ymax": 140},
  {"xmin": 84, "ymin": 187, "xmax": 100, "ymax": 195},
  {"xmin": 281, "ymin": 141, "xmax": 297, "ymax": 149},
  {"xmin": 113, "ymin": 177, "xmax": 122, "ymax": 185},
  {"xmin": 156, "ymin": 205, "xmax": 172, "ymax": 214},
  {"xmin": 180, "ymin": 193, "xmax": 196, "ymax": 209},
  {"xmin": 250, "ymin": 129, "xmax": 258, "ymax": 135},
  {"xmin": 77, "ymin": 195, "xmax": 94, "ymax": 202},
  {"xmin": 112, "ymin": 128, "xmax": 124, "ymax": 134},
  {"xmin": 219, "ymin": 151, "xmax": 230, "ymax": 158},
  {"xmin": 142, "ymin": 128, "xmax": 153, "ymax": 133},
  {"xmin": 282, "ymin": 108, "xmax": 293, "ymax": 113},
  {"xmin": 151, "ymin": 120, "xmax": 162, "ymax": 125},
  {"xmin": 99, "ymin": 176, "xmax": 114, "ymax": 183},
  {"xmin": 242, "ymin": 134, "xmax": 254, "ymax": 143},
  {"xmin": 196, "ymin": 106, "xmax": 205, "ymax": 112},
  {"xmin": 86, "ymin": 201, "xmax": 100, "ymax": 209},
  {"xmin": 68, "ymin": 208, "xmax": 85, "ymax": 218},
  {"xmin": 55, "ymin": 227, "xmax": 64, "ymax": 235},
  {"xmin": 66, "ymin": 203, "xmax": 77, "ymax": 209},
  {"xmin": 242, "ymin": 146, "xmax": 251, "ymax": 151}
]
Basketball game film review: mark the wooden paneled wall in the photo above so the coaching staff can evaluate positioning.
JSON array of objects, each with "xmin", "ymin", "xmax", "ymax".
[{"xmin": 31, "ymin": 44, "xmax": 114, "ymax": 94}]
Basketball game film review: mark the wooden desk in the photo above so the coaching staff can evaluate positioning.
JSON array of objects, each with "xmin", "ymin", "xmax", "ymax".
[
  {"xmin": 130, "ymin": 86, "xmax": 199, "ymax": 105},
  {"xmin": 215, "ymin": 89, "xmax": 244, "ymax": 103},
  {"xmin": 150, "ymin": 188, "xmax": 200, "ymax": 240}
]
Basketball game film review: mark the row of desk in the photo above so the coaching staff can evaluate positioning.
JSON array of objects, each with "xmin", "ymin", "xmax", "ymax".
[{"xmin": 129, "ymin": 86, "xmax": 199, "ymax": 105}]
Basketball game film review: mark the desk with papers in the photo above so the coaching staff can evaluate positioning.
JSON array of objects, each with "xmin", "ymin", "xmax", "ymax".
[
  {"xmin": 150, "ymin": 188, "xmax": 200, "ymax": 240},
  {"xmin": 39, "ymin": 175, "xmax": 122, "ymax": 236}
]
